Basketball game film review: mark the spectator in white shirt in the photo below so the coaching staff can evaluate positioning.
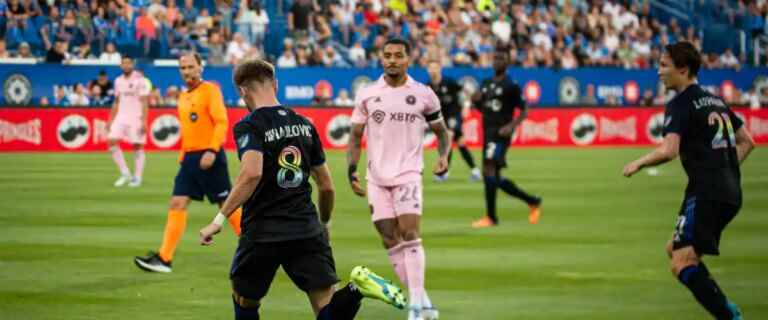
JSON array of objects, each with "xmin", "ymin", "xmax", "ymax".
[
  {"xmin": 718, "ymin": 48, "xmax": 741, "ymax": 70},
  {"xmin": 100, "ymin": 43, "xmax": 122, "ymax": 64},
  {"xmin": 276, "ymin": 49, "xmax": 298, "ymax": 68},
  {"xmin": 226, "ymin": 33, "xmax": 251, "ymax": 65}
]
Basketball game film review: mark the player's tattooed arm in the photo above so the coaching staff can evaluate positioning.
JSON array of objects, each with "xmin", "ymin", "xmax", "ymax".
[
  {"xmin": 347, "ymin": 123, "xmax": 366, "ymax": 196},
  {"xmin": 623, "ymin": 133, "xmax": 680, "ymax": 177},
  {"xmin": 430, "ymin": 119, "xmax": 450, "ymax": 175},
  {"xmin": 734, "ymin": 126, "xmax": 755, "ymax": 164}
]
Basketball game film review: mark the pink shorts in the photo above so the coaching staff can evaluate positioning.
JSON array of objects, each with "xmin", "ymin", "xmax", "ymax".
[
  {"xmin": 368, "ymin": 181, "xmax": 422, "ymax": 222},
  {"xmin": 108, "ymin": 120, "xmax": 146, "ymax": 145}
]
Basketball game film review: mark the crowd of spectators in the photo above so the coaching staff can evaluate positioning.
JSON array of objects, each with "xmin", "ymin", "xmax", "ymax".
[{"xmin": 0, "ymin": 0, "xmax": 765, "ymax": 69}]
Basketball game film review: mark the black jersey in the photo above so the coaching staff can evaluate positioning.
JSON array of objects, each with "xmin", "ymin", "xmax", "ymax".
[
  {"xmin": 428, "ymin": 77, "xmax": 462, "ymax": 119},
  {"xmin": 233, "ymin": 105, "xmax": 326, "ymax": 242},
  {"xmin": 476, "ymin": 76, "xmax": 525, "ymax": 141},
  {"xmin": 663, "ymin": 84, "xmax": 743, "ymax": 204}
]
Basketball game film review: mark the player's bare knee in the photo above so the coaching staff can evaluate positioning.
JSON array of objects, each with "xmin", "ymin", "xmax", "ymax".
[
  {"xmin": 665, "ymin": 242, "xmax": 674, "ymax": 258},
  {"xmin": 381, "ymin": 236, "xmax": 400, "ymax": 249},
  {"xmin": 232, "ymin": 291, "xmax": 261, "ymax": 309},
  {"xmin": 399, "ymin": 229, "xmax": 419, "ymax": 241},
  {"xmin": 482, "ymin": 165, "xmax": 495, "ymax": 177},
  {"xmin": 169, "ymin": 197, "xmax": 188, "ymax": 210}
]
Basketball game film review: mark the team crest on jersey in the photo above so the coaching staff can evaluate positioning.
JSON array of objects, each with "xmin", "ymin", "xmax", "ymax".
[
  {"xmin": 495, "ymin": 87, "xmax": 503, "ymax": 95},
  {"xmin": 278, "ymin": 109, "xmax": 288, "ymax": 116},
  {"xmin": 190, "ymin": 112, "xmax": 198, "ymax": 122},
  {"xmin": 405, "ymin": 95, "xmax": 416, "ymax": 105},
  {"xmin": 441, "ymin": 86, "xmax": 448, "ymax": 93},
  {"xmin": 372, "ymin": 110, "xmax": 386, "ymax": 124}
]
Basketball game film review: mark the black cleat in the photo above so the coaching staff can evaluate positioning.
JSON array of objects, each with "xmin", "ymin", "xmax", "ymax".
[{"xmin": 134, "ymin": 251, "xmax": 172, "ymax": 273}]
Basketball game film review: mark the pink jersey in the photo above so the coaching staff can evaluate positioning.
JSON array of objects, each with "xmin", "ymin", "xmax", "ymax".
[
  {"xmin": 351, "ymin": 75, "xmax": 442, "ymax": 186},
  {"xmin": 114, "ymin": 72, "xmax": 149, "ymax": 122}
]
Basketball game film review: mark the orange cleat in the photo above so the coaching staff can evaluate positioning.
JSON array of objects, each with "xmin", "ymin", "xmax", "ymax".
[
  {"xmin": 528, "ymin": 203, "xmax": 541, "ymax": 224},
  {"xmin": 472, "ymin": 216, "xmax": 497, "ymax": 228}
]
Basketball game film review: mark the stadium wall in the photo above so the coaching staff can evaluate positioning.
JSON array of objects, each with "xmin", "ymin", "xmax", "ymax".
[
  {"xmin": 1, "ymin": 107, "xmax": 766, "ymax": 152},
  {"xmin": 1, "ymin": 64, "xmax": 767, "ymax": 107}
]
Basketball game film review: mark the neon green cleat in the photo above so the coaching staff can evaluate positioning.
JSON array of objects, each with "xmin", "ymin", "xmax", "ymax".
[{"xmin": 350, "ymin": 266, "xmax": 406, "ymax": 309}]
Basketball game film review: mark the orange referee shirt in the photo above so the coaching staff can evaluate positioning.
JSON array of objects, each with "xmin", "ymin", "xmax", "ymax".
[{"xmin": 177, "ymin": 81, "xmax": 228, "ymax": 160}]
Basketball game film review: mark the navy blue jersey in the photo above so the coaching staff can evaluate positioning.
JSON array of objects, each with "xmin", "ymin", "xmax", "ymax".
[
  {"xmin": 233, "ymin": 106, "xmax": 326, "ymax": 242},
  {"xmin": 476, "ymin": 76, "xmax": 525, "ymax": 141},
  {"xmin": 428, "ymin": 77, "xmax": 462, "ymax": 119},
  {"xmin": 663, "ymin": 84, "xmax": 743, "ymax": 204}
]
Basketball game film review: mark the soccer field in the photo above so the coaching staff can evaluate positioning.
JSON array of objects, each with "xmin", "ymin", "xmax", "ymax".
[{"xmin": 0, "ymin": 148, "xmax": 766, "ymax": 319}]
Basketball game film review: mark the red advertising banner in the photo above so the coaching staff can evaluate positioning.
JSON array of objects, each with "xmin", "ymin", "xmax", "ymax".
[{"xmin": 1, "ymin": 107, "xmax": 766, "ymax": 152}]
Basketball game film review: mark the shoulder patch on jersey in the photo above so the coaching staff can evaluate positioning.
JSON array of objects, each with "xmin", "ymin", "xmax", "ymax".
[{"xmin": 237, "ymin": 134, "xmax": 250, "ymax": 149}]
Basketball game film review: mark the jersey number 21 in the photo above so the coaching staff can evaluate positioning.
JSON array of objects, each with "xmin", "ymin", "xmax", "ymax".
[{"xmin": 708, "ymin": 112, "xmax": 736, "ymax": 150}]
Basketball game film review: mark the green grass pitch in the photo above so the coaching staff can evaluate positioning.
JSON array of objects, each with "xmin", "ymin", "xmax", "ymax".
[{"xmin": 0, "ymin": 148, "xmax": 766, "ymax": 319}]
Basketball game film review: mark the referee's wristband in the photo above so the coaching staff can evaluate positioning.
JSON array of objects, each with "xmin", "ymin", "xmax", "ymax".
[
  {"xmin": 347, "ymin": 164, "xmax": 358, "ymax": 182},
  {"xmin": 212, "ymin": 212, "xmax": 227, "ymax": 226}
]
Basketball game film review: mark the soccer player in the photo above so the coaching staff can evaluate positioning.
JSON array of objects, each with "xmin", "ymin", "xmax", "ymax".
[
  {"xmin": 198, "ymin": 58, "xmax": 406, "ymax": 320},
  {"xmin": 471, "ymin": 49, "xmax": 542, "ymax": 228},
  {"xmin": 347, "ymin": 38, "xmax": 450, "ymax": 320},
  {"xmin": 134, "ymin": 52, "xmax": 242, "ymax": 273},
  {"xmin": 107, "ymin": 56, "xmax": 149, "ymax": 187},
  {"xmin": 623, "ymin": 41, "xmax": 754, "ymax": 320},
  {"xmin": 426, "ymin": 60, "xmax": 481, "ymax": 182}
]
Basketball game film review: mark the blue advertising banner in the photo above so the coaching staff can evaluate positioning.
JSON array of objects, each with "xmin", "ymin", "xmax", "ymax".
[{"xmin": 1, "ymin": 64, "xmax": 766, "ymax": 107}]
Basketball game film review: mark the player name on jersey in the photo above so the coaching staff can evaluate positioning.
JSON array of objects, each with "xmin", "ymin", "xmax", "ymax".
[
  {"xmin": 693, "ymin": 96, "xmax": 727, "ymax": 109},
  {"xmin": 264, "ymin": 124, "xmax": 314, "ymax": 142}
]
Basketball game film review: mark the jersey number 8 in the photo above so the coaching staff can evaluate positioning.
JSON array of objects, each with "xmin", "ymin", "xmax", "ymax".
[{"xmin": 277, "ymin": 146, "xmax": 303, "ymax": 188}]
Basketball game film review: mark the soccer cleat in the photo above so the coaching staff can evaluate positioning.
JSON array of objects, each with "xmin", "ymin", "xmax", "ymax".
[
  {"xmin": 114, "ymin": 174, "xmax": 132, "ymax": 187},
  {"xmin": 528, "ymin": 198, "xmax": 542, "ymax": 224},
  {"xmin": 134, "ymin": 251, "xmax": 172, "ymax": 273},
  {"xmin": 128, "ymin": 177, "xmax": 142, "ymax": 188},
  {"xmin": 422, "ymin": 307, "xmax": 439, "ymax": 320},
  {"xmin": 350, "ymin": 266, "xmax": 406, "ymax": 309},
  {"xmin": 408, "ymin": 307, "xmax": 424, "ymax": 320},
  {"xmin": 471, "ymin": 216, "xmax": 497, "ymax": 228},
  {"xmin": 470, "ymin": 168, "xmax": 482, "ymax": 182},
  {"xmin": 433, "ymin": 172, "xmax": 449, "ymax": 183},
  {"xmin": 727, "ymin": 301, "xmax": 743, "ymax": 320}
]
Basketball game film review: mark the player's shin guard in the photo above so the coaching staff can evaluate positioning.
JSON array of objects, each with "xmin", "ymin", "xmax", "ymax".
[
  {"xmin": 158, "ymin": 209, "xmax": 187, "ymax": 263},
  {"xmin": 134, "ymin": 150, "xmax": 145, "ymax": 180},
  {"xmin": 387, "ymin": 243, "xmax": 408, "ymax": 285},
  {"xmin": 233, "ymin": 297, "xmax": 260, "ymax": 320},
  {"xmin": 228, "ymin": 208, "xmax": 243, "ymax": 236},
  {"xmin": 498, "ymin": 178, "xmax": 539, "ymax": 205},
  {"xmin": 110, "ymin": 146, "xmax": 131, "ymax": 176},
  {"xmin": 316, "ymin": 283, "xmax": 363, "ymax": 320},
  {"xmin": 458, "ymin": 146, "xmax": 476, "ymax": 169},
  {"xmin": 402, "ymin": 239, "xmax": 426, "ymax": 309},
  {"xmin": 678, "ymin": 263, "xmax": 734, "ymax": 320},
  {"xmin": 483, "ymin": 176, "xmax": 499, "ymax": 223}
]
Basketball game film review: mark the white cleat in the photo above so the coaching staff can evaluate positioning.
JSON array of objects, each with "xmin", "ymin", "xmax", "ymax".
[
  {"xmin": 433, "ymin": 172, "xmax": 449, "ymax": 183},
  {"xmin": 408, "ymin": 305, "xmax": 424, "ymax": 320},
  {"xmin": 470, "ymin": 168, "xmax": 482, "ymax": 182},
  {"xmin": 128, "ymin": 177, "xmax": 142, "ymax": 188},
  {"xmin": 422, "ymin": 307, "xmax": 439, "ymax": 320},
  {"xmin": 114, "ymin": 175, "xmax": 132, "ymax": 187}
]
